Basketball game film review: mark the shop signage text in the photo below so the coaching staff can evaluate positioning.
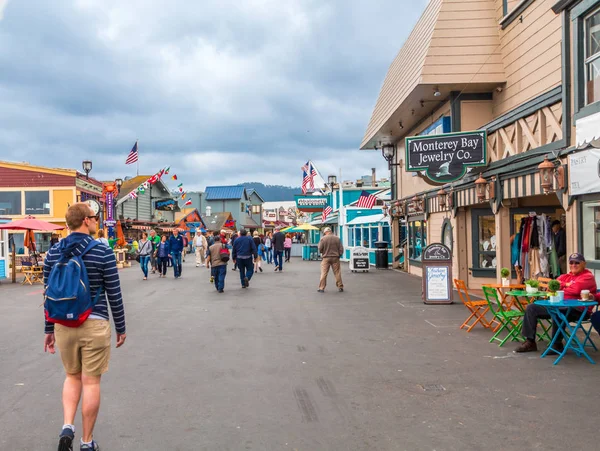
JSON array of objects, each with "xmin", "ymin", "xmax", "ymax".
[
  {"xmin": 155, "ymin": 199, "xmax": 176, "ymax": 211},
  {"xmin": 406, "ymin": 131, "xmax": 487, "ymax": 184},
  {"xmin": 105, "ymin": 192, "xmax": 114, "ymax": 221},
  {"xmin": 569, "ymin": 149, "xmax": 600, "ymax": 195},
  {"xmin": 295, "ymin": 195, "xmax": 328, "ymax": 212},
  {"xmin": 421, "ymin": 243, "xmax": 453, "ymax": 304},
  {"xmin": 350, "ymin": 246, "xmax": 370, "ymax": 271}
]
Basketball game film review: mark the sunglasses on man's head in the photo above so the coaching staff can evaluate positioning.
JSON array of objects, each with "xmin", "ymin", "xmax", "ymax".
[{"xmin": 569, "ymin": 261, "xmax": 581, "ymax": 265}]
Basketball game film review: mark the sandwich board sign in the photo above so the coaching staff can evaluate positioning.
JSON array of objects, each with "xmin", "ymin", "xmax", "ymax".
[
  {"xmin": 422, "ymin": 243, "xmax": 453, "ymax": 304},
  {"xmin": 350, "ymin": 246, "xmax": 369, "ymax": 272}
]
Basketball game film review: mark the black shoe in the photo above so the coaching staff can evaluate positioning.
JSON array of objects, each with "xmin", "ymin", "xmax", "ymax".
[
  {"xmin": 339, "ymin": 288, "xmax": 344, "ymax": 292},
  {"xmin": 244, "ymin": 277, "xmax": 249, "ymax": 287},
  {"xmin": 259, "ymin": 267, "xmax": 263, "ymax": 272},
  {"xmin": 317, "ymin": 289, "xmax": 324, "ymax": 293},
  {"xmin": 58, "ymin": 427, "xmax": 74, "ymax": 451},
  {"xmin": 218, "ymin": 290, "xmax": 224, "ymax": 293}
]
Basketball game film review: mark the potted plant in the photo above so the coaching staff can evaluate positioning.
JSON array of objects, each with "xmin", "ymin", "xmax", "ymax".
[
  {"xmin": 525, "ymin": 279, "xmax": 540, "ymax": 294},
  {"xmin": 501, "ymin": 268, "xmax": 510, "ymax": 287},
  {"xmin": 548, "ymin": 279, "xmax": 561, "ymax": 303}
]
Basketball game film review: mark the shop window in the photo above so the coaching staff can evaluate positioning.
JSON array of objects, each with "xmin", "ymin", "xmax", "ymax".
[
  {"xmin": 586, "ymin": 8, "xmax": 600, "ymax": 106},
  {"xmin": 34, "ymin": 233, "xmax": 52, "ymax": 253},
  {"xmin": 0, "ymin": 191, "xmax": 22, "ymax": 215},
  {"xmin": 9, "ymin": 233, "xmax": 25, "ymax": 255},
  {"xmin": 471, "ymin": 210, "xmax": 496, "ymax": 276},
  {"xmin": 581, "ymin": 201, "xmax": 600, "ymax": 262},
  {"xmin": 25, "ymin": 191, "xmax": 50, "ymax": 215},
  {"xmin": 502, "ymin": 0, "xmax": 521, "ymax": 16},
  {"xmin": 353, "ymin": 227, "xmax": 361, "ymax": 248},
  {"xmin": 369, "ymin": 227, "xmax": 378, "ymax": 248},
  {"xmin": 382, "ymin": 225, "xmax": 391, "ymax": 244},
  {"xmin": 441, "ymin": 219, "xmax": 453, "ymax": 251},
  {"xmin": 408, "ymin": 218, "xmax": 427, "ymax": 262}
]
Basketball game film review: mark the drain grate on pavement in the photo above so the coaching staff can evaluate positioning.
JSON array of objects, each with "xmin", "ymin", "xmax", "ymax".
[{"xmin": 419, "ymin": 384, "xmax": 446, "ymax": 392}]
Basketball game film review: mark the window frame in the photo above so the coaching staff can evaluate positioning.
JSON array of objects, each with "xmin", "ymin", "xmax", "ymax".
[
  {"xmin": 25, "ymin": 190, "xmax": 50, "ymax": 215},
  {"xmin": 408, "ymin": 215, "xmax": 426, "ymax": 266},
  {"xmin": 0, "ymin": 191, "xmax": 23, "ymax": 215},
  {"xmin": 470, "ymin": 209, "xmax": 496, "ymax": 278},
  {"xmin": 573, "ymin": 3, "xmax": 600, "ymax": 120},
  {"xmin": 579, "ymin": 195, "xmax": 600, "ymax": 270}
]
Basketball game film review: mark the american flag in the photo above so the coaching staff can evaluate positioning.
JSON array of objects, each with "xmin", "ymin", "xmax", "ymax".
[
  {"xmin": 301, "ymin": 161, "xmax": 317, "ymax": 194},
  {"xmin": 356, "ymin": 190, "xmax": 377, "ymax": 209},
  {"xmin": 321, "ymin": 205, "xmax": 333, "ymax": 223},
  {"xmin": 125, "ymin": 142, "xmax": 138, "ymax": 165}
]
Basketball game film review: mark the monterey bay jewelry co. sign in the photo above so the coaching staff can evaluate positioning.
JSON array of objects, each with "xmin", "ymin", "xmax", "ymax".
[{"xmin": 405, "ymin": 130, "xmax": 487, "ymax": 184}]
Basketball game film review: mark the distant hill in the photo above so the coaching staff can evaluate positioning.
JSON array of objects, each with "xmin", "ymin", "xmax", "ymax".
[{"xmin": 240, "ymin": 182, "xmax": 300, "ymax": 202}]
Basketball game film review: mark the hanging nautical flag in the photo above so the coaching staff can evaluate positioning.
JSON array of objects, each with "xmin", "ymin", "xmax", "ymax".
[
  {"xmin": 143, "ymin": 181, "xmax": 150, "ymax": 189},
  {"xmin": 356, "ymin": 190, "xmax": 377, "ymax": 209},
  {"xmin": 172, "ymin": 174, "xmax": 178, "ymax": 181},
  {"xmin": 321, "ymin": 205, "xmax": 333, "ymax": 222},
  {"xmin": 148, "ymin": 174, "xmax": 159, "ymax": 184},
  {"xmin": 129, "ymin": 191, "xmax": 138, "ymax": 200},
  {"xmin": 165, "ymin": 166, "xmax": 170, "ymax": 174},
  {"xmin": 178, "ymin": 183, "xmax": 184, "ymax": 192},
  {"xmin": 181, "ymin": 192, "xmax": 187, "ymax": 200},
  {"xmin": 158, "ymin": 168, "xmax": 165, "ymax": 178},
  {"xmin": 185, "ymin": 199, "xmax": 192, "ymax": 206},
  {"xmin": 138, "ymin": 186, "xmax": 145, "ymax": 194},
  {"xmin": 125, "ymin": 141, "xmax": 138, "ymax": 165}
]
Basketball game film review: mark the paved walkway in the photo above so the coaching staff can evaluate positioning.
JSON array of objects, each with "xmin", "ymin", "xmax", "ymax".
[{"xmin": 0, "ymin": 258, "xmax": 597, "ymax": 450}]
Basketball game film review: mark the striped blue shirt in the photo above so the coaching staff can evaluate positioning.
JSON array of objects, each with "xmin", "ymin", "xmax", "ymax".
[{"xmin": 44, "ymin": 233, "xmax": 126, "ymax": 334}]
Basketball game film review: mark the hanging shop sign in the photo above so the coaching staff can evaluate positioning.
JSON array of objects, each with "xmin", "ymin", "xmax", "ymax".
[
  {"xmin": 405, "ymin": 131, "xmax": 487, "ymax": 184},
  {"xmin": 569, "ymin": 149, "xmax": 600, "ymax": 195},
  {"xmin": 421, "ymin": 243, "xmax": 453, "ymax": 305},
  {"xmin": 105, "ymin": 192, "xmax": 114, "ymax": 222},
  {"xmin": 155, "ymin": 198, "xmax": 177, "ymax": 211},
  {"xmin": 295, "ymin": 195, "xmax": 328, "ymax": 212}
]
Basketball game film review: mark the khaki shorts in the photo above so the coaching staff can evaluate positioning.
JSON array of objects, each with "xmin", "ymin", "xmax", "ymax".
[{"xmin": 55, "ymin": 320, "xmax": 111, "ymax": 376}]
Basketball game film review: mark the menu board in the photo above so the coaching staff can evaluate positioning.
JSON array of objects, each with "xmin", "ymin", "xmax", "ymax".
[{"xmin": 426, "ymin": 267, "xmax": 449, "ymax": 300}]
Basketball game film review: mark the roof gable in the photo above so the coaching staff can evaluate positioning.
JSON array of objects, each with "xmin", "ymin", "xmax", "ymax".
[{"xmin": 205, "ymin": 186, "xmax": 246, "ymax": 200}]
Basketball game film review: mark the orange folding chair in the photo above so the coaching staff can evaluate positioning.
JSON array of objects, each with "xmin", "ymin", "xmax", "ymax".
[{"xmin": 455, "ymin": 279, "xmax": 494, "ymax": 332}]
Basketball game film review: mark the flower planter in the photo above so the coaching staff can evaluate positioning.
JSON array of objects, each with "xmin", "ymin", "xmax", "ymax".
[
  {"xmin": 525, "ymin": 285, "xmax": 537, "ymax": 294},
  {"xmin": 502, "ymin": 278, "xmax": 510, "ymax": 287}
]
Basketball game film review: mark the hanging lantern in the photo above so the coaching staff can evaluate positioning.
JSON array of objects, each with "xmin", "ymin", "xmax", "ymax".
[
  {"xmin": 475, "ymin": 175, "xmax": 488, "ymax": 202},
  {"xmin": 437, "ymin": 187, "xmax": 447, "ymax": 208},
  {"xmin": 538, "ymin": 156, "xmax": 555, "ymax": 193}
]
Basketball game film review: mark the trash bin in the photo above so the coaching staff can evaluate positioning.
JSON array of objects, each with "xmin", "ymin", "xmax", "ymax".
[{"xmin": 374, "ymin": 241, "xmax": 389, "ymax": 269}]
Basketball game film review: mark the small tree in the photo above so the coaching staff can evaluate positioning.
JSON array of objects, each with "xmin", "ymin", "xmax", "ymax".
[
  {"xmin": 500, "ymin": 268, "xmax": 510, "ymax": 278},
  {"xmin": 548, "ymin": 279, "xmax": 561, "ymax": 295},
  {"xmin": 525, "ymin": 279, "xmax": 540, "ymax": 289}
]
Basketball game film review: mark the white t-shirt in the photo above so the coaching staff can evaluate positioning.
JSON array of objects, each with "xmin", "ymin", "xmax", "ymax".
[{"xmin": 195, "ymin": 235, "xmax": 206, "ymax": 248}]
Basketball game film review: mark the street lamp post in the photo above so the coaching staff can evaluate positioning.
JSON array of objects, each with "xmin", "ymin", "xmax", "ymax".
[{"xmin": 82, "ymin": 160, "xmax": 93, "ymax": 179}]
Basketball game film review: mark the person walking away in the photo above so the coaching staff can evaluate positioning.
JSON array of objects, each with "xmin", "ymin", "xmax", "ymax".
[
  {"xmin": 137, "ymin": 232, "xmax": 153, "ymax": 280},
  {"xmin": 95, "ymin": 229, "xmax": 109, "ymax": 247},
  {"xmin": 207, "ymin": 235, "xmax": 228, "ymax": 292},
  {"xmin": 317, "ymin": 227, "xmax": 344, "ymax": 293},
  {"xmin": 284, "ymin": 233, "xmax": 292, "ymax": 262},
  {"xmin": 155, "ymin": 235, "xmax": 170, "ymax": 278},
  {"xmin": 181, "ymin": 233, "xmax": 189, "ymax": 262},
  {"xmin": 253, "ymin": 231, "xmax": 264, "ymax": 273},
  {"xmin": 230, "ymin": 231, "xmax": 239, "ymax": 271},
  {"xmin": 43, "ymin": 202, "xmax": 126, "ymax": 451},
  {"xmin": 195, "ymin": 232, "xmax": 208, "ymax": 267},
  {"xmin": 552, "ymin": 220, "xmax": 567, "ymax": 275},
  {"xmin": 148, "ymin": 229, "xmax": 160, "ymax": 274},
  {"xmin": 272, "ymin": 227, "xmax": 285, "ymax": 272},
  {"xmin": 168, "ymin": 229, "xmax": 184, "ymax": 278},
  {"xmin": 232, "ymin": 229, "xmax": 258, "ymax": 288},
  {"xmin": 264, "ymin": 232, "xmax": 273, "ymax": 264}
]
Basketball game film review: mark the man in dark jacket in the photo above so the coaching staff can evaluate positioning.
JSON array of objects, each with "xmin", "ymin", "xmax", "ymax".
[
  {"xmin": 552, "ymin": 220, "xmax": 567, "ymax": 274},
  {"xmin": 232, "ymin": 229, "xmax": 258, "ymax": 288},
  {"xmin": 272, "ymin": 227, "xmax": 285, "ymax": 272},
  {"xmin": 168, "ymin": 229, "xmax": 184, "ymax": 278}
]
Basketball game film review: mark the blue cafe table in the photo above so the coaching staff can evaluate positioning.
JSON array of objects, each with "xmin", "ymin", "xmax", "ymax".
[{"xmin": 535, "ymin": 299, "xmax": 597, "ymax": 365}]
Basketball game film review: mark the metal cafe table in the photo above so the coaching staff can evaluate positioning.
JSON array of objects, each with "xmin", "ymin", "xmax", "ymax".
[
  {"xmin": 505, "ymin": 290, "xmax": 551, "ymax": 341},
  {"xmin": 535, "ymin": 299, "xmax": 597, "ymax": 365}
]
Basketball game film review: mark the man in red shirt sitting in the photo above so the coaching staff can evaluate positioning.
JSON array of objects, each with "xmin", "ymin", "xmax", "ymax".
[{"xmin": 515, "ymin": 253, "xmax": 597, "ymax": 353}]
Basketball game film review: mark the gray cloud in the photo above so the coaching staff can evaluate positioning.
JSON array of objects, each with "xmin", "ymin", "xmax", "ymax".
[{"xmin": 0, "ymin": 0, "xmax": 423, "ymax": 191}]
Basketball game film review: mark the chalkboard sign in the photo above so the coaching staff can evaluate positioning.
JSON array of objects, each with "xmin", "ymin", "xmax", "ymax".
[{"xmin": 422, "ymin": 243, "xmax": 453, "ymax": 304}]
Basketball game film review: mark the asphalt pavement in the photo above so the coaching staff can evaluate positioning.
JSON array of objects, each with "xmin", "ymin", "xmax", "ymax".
[{"xmin": 0, "ymin": 257, "xmax": 598, "ymax": 451}]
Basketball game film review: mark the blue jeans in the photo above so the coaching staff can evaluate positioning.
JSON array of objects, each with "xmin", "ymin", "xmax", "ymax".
[
  {"xmin": 158, "ymin": 256, "xmax": 169, "ymax": 275},
  {"xmin": 171, "ymin": 252, "xmax": 182, "ymax": 277},
  {"xmin": 265, "ymin": 247, "xmax": 273, "ymax": 264},
  {"xmin": 236, "ymin": 257, "xmax": 254, "ymax": 286},
  {"xmin": 213, "ymin": 265, "xmax": 227, "ymax": 291},
  {"xmin": 140, "ymin": 255, "xmax": 150, "ymax": 277},
  {"xmin": 274, "ymin": 251, "xmax": 283, "ymax": 271}
]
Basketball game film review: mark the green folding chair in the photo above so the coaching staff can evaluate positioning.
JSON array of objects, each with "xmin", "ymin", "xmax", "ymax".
[{"xmin": 483, "ymin": 286, "xmax": 525, "ymax": 347}]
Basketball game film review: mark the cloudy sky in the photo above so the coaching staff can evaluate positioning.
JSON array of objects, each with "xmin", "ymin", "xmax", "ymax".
[{"xmin": 0, "ymin": 0, "xmax": 424, "ymax": 191}]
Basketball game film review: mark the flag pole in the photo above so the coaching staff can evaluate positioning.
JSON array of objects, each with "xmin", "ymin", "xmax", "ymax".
[{"xmin": 136, "ymin": 140, "xmax": 139, "ymax": 176}]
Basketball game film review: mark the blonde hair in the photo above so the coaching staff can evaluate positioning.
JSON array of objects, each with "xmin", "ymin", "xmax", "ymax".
[
  {"xmin": 66, "ymin": 203, "xmax": 92, "ymax": 230},
  {"xmin": 253, "ymin": 231, "xmax": 259, "ymax": 237},
  {"xmin": 97, "ymin": 229, "xmax": 105, "ymax": 238}
]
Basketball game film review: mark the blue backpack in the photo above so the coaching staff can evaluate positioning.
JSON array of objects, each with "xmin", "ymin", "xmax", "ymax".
[{"xmin": 44, "ymin": 240, "xmax": 102, "ymax": 328}]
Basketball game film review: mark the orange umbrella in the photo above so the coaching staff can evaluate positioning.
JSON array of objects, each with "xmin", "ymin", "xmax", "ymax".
[{"xmin": 23, "ymin": 230, "xmax": 36, "ymax": 253}]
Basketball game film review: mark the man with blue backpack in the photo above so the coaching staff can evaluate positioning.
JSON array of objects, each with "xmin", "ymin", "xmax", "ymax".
[{"xmin": 43, "ymin": 203, "xmax": 126, "ymax": 451}]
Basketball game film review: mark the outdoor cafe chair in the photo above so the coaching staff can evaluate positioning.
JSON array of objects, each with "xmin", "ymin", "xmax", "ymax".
[
  {"xmin": 483, "ymin": 286, "xmax": 525, "ymax": 347},
  {"xmin": 454, "ymin": 279, "xmax": 494, "ymax": 332}
]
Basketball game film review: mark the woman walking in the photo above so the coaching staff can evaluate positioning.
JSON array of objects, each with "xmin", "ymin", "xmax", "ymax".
[
  {"xmin": 137, "ymin": 232, "xmax": 154, "ymax": 280},
  {"xmin": 253, "ymin": 231, "xmax": 264, "ymax": 273},
  {"xmin": 155, "ymin": 235, "xmax": 170, "ymax": 278},
  {"xmin": 264, "ymin": 232, "xmax": 273, "ymax": 264},
  {"xmin": 284, "ymin": 233, "xmax": 292, "ymax": 262}
]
